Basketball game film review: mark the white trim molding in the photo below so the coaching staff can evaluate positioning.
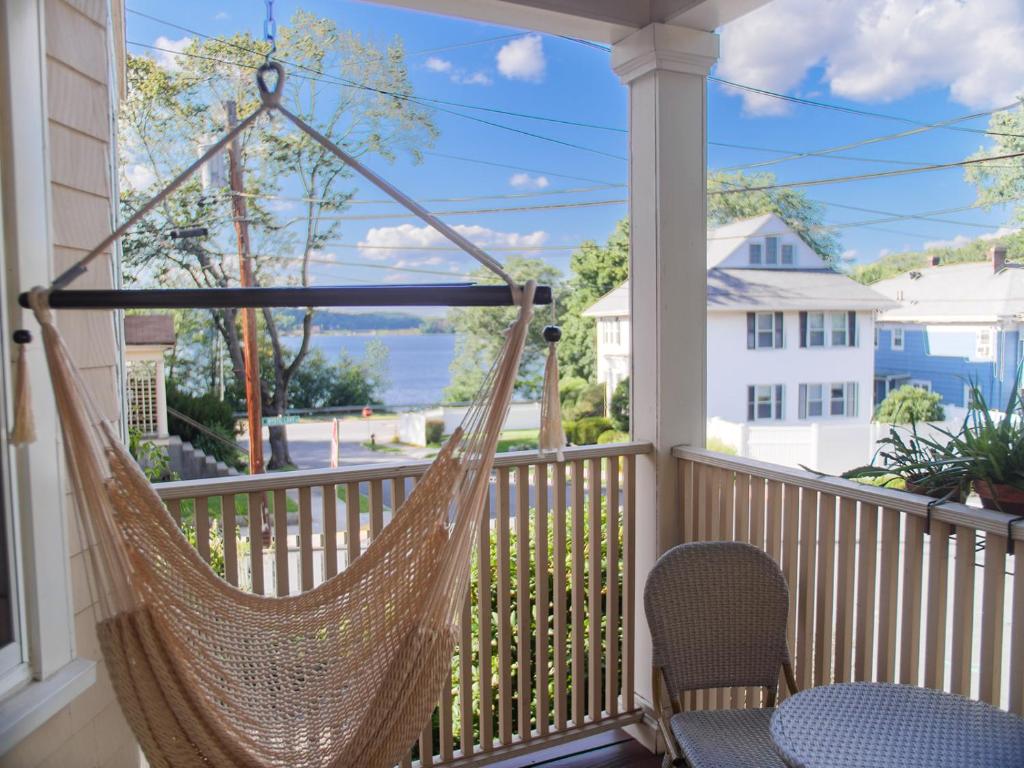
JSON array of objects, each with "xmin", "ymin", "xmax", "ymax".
[{"xmin": 611, "ymin": 23, "xmax": 718, "ymax": 83}]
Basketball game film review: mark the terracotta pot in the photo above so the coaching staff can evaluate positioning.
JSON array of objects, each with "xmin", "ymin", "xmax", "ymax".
[{"xmin": 975, "ymin": 481, "xmax": 1024, "ymax": 516}]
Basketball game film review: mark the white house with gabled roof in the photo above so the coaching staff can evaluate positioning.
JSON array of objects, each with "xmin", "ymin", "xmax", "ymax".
[{"xmin": 585, "ymin": 214, "xmax": 896, "ymax": 425}]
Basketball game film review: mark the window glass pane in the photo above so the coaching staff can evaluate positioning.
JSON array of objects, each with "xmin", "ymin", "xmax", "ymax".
[
  {"xmin": 749, "ymin": 243, "xmax": 762, "ymax": 264},
  {"xmin": 781, "ymin": 244, "xmax": 794, "ymax": 264},
  {"xmin": 807, "ymin": 313, "xmax": 825, "ymax": 346},
  {"xmin": 830, "ymin": 384, "xmax": 846, "ymax": 415},
  {"xmin": 766, "ymin": 237, "xmax": 778, "ymax": 264},
  {"xmin": 808, "ymin": 384, "xmax": 823, "ymax": 417},
  {"xmin": 756, "ymin": 385, "xmax": 773, "ymax": 419},
  {"xmin": 756, "ymin": 313, "xmax": 774, "ymax": 348},
  {"xmin": 831, "ymin": 313, "xmax": 847, "ymax": 345}
]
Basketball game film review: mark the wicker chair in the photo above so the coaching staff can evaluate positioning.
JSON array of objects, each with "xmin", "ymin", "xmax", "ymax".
[{"xmin": 644, "ymin": 541, "xmax": 799, "ymax": 768}]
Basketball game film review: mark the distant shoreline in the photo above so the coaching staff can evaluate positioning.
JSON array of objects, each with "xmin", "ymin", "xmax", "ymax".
[{"xmin": 282, "ymin": 329, "xmax": 455, "ymax": 337}]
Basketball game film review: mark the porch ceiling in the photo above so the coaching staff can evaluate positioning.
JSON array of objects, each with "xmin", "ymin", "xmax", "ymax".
[{"xmin": 364, "ymin": 0, "xmax": 771, "ymax": 41}]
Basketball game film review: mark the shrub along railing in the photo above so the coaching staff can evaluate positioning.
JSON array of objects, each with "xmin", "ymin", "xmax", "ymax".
[
  {"xmin": 155, "ymin": 442, "xmax": 649, "ymax": 766},
  {"xmin": 673, "ymin": 446, "xmax": 1023, "ymax": 716}
]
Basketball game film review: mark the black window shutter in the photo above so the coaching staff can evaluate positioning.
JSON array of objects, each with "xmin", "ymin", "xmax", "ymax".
[
  {"xmin": 747, "ymin": 386, "xmax": 755, "ymax": 421},
  {"xmin": 799, "ymin": 312, "xmax": 808, "ymax": 348},
  {"xmin": 747, "ymin": 313, "xmax": 755, "ymax": 349},
  {"xmin": 775, "ymin": 312, "xmax": 784, "ymax": 348},
  {"xmin": 798, "ymin": 384, "xmax": 807, "ymax": 419},
  {"xmin": 848, "ymin": 311, "xmax": 857, "ymax": 347},
  {"xmin": 774, "ymin": 385, "xmax": 784, "ymax": 420}
]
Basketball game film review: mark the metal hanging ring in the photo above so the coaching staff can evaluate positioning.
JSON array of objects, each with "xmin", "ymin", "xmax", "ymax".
[{"xmin": 256, "ymin": 62, "xmax": 286, "ymax": 108}]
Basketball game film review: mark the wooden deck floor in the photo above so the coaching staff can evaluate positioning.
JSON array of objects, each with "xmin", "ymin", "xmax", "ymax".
[{"xmin": 486, "ymin": 731, "xmax": 660, "ymax": 768}]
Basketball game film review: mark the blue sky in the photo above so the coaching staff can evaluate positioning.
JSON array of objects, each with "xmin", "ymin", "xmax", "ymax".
[{"xmin": 124, "ymin": 0, "xmax": 1022, "ymax": 288}]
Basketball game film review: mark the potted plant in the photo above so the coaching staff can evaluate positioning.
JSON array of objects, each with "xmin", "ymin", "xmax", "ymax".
[
  {"xmin": 947, "ymin": 380, "xmax": 1024, "ymax": 516},
  {"xmin": 843, "ymin": 421, "xmax": 970, "ymax": 502}
]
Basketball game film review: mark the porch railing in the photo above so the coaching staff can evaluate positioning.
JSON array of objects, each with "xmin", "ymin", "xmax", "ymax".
[
  {"xmin": 674, "ymin": 446, "xmax": 1023, "ymax": 716},
  {"xmin": 155, "ymin": 441, "xmax": 650, "ymax": 766}
]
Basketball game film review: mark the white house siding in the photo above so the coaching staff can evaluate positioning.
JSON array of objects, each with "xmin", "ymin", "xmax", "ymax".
[
  {"xmin": 4, "ymin": 0, "xmax": 136, "ymax": 766},
  {"xmin": 594, "ymin": 317, "xmax": 630, "ymax": 402},
  {"xmin": 594, "ymin": 309, "xmax": 876, "ymax": 426},
  {"xmin": 708, "ymin": 310, "xmax": 876, "ymax": 424}
]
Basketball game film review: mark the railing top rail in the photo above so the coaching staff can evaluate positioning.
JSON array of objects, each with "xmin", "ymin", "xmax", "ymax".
[
  {"xmin": 155, "ymin": 441, "xmax": 653, "ymax": 500},
  {"xmin": 673, "ymin": 445, "xmax": 1024, "ymax": 542}
]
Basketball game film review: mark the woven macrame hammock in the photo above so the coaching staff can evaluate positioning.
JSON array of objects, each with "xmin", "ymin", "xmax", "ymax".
[{"xmin": 17, "ymin": 63, "xmax": 562, "ymax": 768}]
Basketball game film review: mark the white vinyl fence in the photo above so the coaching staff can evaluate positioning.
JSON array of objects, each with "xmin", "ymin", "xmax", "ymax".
[{"xmin": 708, "ymin": 416, "xmax": 966, "ymax": 476}]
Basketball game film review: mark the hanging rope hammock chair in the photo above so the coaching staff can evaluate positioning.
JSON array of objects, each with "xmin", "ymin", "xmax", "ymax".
[{"xmin": 15, "ymin": 62, "xmax": 565, "ymax": 768}]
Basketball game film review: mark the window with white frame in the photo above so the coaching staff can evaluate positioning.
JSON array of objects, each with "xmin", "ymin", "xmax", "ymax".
[
  {"xmin": 748, "ymin": 384, "xmax": 784, "ymax": 421},
  {"xmin": 831, "ymin": 312, "xmax": 848, "ymax": 346},
  {"xmin": 806, "ymin": 312, "xmax": 826, "ymax": 347},
  {"xmin": 781, "ymin": 243, "xmax": 794, "ymax": 265},
  {"xmin": 749, "ymin": 312, "xmax": 784, "ymax": 349},
  {"xmin": 765, "ymin": 236, "xmax": 779, "ymax": 265},
  {"xmin": 831, "ymin": 382, "xmax": 858, "ymax": 416},
  {"xmin": 976, "ymin": 328, "xmax": 994, "ymax": 360},
  {"xmin": 892, "ymin": 327, "xmax": 904, "ymax": 351},
  {"xmin": 799, "ymin": 382, "xmax": 859, "ymax": 418},
  {"xmin": 749, "ymin": 242, "xmax": 762, "ymax": 264},
  {"xmin": 910, "ymin": 379, "xmax": 932, "ymax": 392}
]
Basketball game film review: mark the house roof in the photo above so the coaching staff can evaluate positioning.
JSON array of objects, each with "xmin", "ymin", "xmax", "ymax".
[
  {"xmin": 582, "ymin": 283, "xmax": 629, "ymax": 318},
  {"xmin": 583, "ymin": 270, "xmax": 894, "ymax": 317},
  {"xmin": 124, "ymin": 314, "xmax": 176, "ymax": 346},
  {"xmin": 873, "ymin": 261, "xmax": 1024, "ymax": 323},
  {"xmin": 707, "ymin": 268, "xmax": 896, "ymax": 311}
]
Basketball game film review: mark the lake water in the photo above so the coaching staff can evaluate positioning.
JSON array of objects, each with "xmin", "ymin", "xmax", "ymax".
[{"xmin": 282, "ymin": 333, "xmax": 456, "ymax": 406}]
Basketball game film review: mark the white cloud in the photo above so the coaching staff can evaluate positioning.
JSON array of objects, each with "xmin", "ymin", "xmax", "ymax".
[
  {"xmin": 358, "ymin": 223, "xmax": 548, "ymax": 259},
  {"xmin": 153, "ymin": 35, "xmax": 192, "ymax": 71},
  {"xmin": 455, "ymin": 71, "xmax": 493, "ymax": 86},
  {"xmin": 925, "ymin": 226, "xmax": 1021, "ymax": 250},
  {"xmin": 509, "ymin": 172, "xmax": 550, "ymax": 190},
  {"xmin": 497, "ymin": 34, "xmax": 546, "ymax": 82},
  {"xmin": 980, "ymin": 226, "xmax": 1021, "ymax": 240},
  {"xmin": 840, "ymin": 249, "xmax": 858, "ymax": 263},
  {"xmin": 425, "ymin": 56, "xmax": 452, "ymax": 73},
  {"xmin": 718, "ymin": 0, "xmax": 1024, "ymax": 115},
  {"xmin": 923, "ymin": 234, "xmax": 972, "ymax": 250},
  {"xmin": 123, "ymin": 163, "xmax": 156, "ymax": 190},
  {"xmin": 425, "ymin": 56, "xmax": 492, "ymax": 86},
  {"xmin": 214, "ymin": 11, "xmax": 229, "ymax": 20}
]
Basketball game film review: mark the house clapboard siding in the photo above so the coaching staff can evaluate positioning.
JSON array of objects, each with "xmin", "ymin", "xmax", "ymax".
[
  {"xmin": 872, "ymin": 251, "xmax": 1024, "ymax": 411},
  {"xmin": 4, "ymin": 0, "xmax": 135, "ymax": 765}
]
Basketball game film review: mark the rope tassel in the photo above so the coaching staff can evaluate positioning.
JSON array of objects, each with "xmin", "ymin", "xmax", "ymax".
[
  {"xmin": 538, "ymin": 325, "xmax": 565, "ymax": 461},
  {"xmin": 10, "ymin": 330, "xmax": 36, "ymax": 445}
]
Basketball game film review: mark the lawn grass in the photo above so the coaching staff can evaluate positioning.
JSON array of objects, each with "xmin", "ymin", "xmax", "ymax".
[{"xmin": 336, "ymin": 485, "xmax": 371, "ymax": 514}]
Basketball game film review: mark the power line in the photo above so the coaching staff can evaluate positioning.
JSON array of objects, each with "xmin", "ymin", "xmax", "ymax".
[
  {"xmin": 300, "ymin": 198, "xmax": 627, "ymax": 221},
  {"xmin": 710, "ymin": 150, "xmax": 1024, "ymax": 195},
  {"xmin": 424, "ymin": 152, "xmax": 623, "ymax": 186},
  {"xmin": 231, "ymin": 182, "xmax": 625, "ymax": 206},
  {"xmin": 130, "ymin": 10, "xmax": 1023, "ymax": 174},
  {"xmin": 319, "ymin": 242, "xmax": 577, "ymax": 253},
  {"xmin": 709, "ymin": 77, "xmax": 1024, "ymax": 140},
  {"xmin": 409, "ymin": 34, "xmax": 520, "ymax": 56},
  {"xmin": 127, "ymin": 39, "xmax": 627, "ymax": 162}
]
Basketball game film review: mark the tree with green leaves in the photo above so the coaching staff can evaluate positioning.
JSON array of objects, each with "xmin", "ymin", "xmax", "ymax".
[
  {"xmin": 875, "ymin": 385, "xmax": 945, "ymax": 424},
  {"xmin": 966, "ymin": 100, "xmax": 1024, "ymax": 222},
  {"xmin": 444, "ymin": 257, "xmax": 564, "ymax": 402},
  {"xmin": 119, "ymin": 12, "xmax": 435, "ymax": 467},
  {"xmin": 709, "ymin": 170, "xmax": 840, "ymax": 262},
  {"xmin": 558, "ymin": 219, "xmax": 629, "ymax": 381}
]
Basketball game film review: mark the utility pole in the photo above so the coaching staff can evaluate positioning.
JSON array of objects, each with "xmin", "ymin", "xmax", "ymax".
[{"xmin": 225, "ymin": 100, "xmax": 264, "ymax": 475}]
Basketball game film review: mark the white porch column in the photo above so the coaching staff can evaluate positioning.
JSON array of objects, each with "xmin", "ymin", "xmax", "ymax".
[
  {"xmin": 155, "ymin": 356, "xmax": 168, "ymax": 437},
  {"xmin": 613, "ymin": 23, "xmax": 718, "ymax": 721}
]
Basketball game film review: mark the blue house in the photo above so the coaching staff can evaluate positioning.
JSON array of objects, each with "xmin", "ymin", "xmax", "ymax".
[{"xmin": 872, "ymin": 247, "xmax": 1023, "ymax": 410}]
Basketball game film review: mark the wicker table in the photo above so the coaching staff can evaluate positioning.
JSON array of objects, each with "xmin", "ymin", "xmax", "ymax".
[{"xmin": 769, "ymin": 683, "xmax": 1024, "ymax": 768}]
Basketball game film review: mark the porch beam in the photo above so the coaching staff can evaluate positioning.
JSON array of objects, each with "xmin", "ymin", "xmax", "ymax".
[{"xmin": 613, "ymin": 21, "xmax": 718, "ymax": 721}]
